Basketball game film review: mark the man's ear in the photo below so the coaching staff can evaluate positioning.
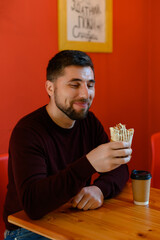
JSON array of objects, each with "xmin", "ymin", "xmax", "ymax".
[{"xmin": 45, "ymin": 80, "xmax": 54, "ymax": 97}]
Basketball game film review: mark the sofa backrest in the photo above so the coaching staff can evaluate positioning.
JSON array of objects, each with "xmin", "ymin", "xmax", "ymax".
[{"xmin": 0, "ymin": 154, "xmax": 8, "ymax": 240}]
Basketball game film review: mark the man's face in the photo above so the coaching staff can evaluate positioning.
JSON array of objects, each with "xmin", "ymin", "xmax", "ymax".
[{"xmin": 52, "ymin": 65, "xmax": 95, "ymax": 120}]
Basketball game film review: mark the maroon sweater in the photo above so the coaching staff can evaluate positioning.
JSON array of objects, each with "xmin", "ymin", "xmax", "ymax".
[{"xmin": 3, "ymin": 106, "xmax": 129, "ymax": 230}]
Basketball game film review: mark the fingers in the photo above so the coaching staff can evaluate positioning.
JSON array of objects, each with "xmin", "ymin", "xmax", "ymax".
[
  {"xmin": 113, "ymin": 148, "xmax": 132, "ymax": 158},
  {"xmin": 81, "ymin": 199, "xmax": 102, "ymax": 210},
  {"xmin": 71, "ymin": 186, "xmax": 103, "ymax": 210},
  {"xmin": 108, "ymin": 141, "xmax": 132, "ymax": 161},
  {"xmin": 71, "ymin": 192, "xmax": 84, "ymax": 208},
  {"xmin": 71, "ymin": 190, "xmax": 93, "ymax": 210},
  {"xmin": 72, "ymin": 194, "xmax": 101, "ymax": 210},
  {"xmin": 87, "ymin": 141, "xmax": 133, "ymax": 173},
  {"xmin": 109, "ymin": 141, "xmax": 131, "ymax": 149},
  {"xmin": 72, "ymin": 195, "xmax": 92, "ymax": 210},
  {"xmin": 112, "ymin": 155, "xmax": 132, "ymax": 165}
]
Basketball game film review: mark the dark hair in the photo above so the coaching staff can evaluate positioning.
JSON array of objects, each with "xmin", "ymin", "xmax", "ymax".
[{"xmin": 46, "ymin": 50, "xmax": 94, "ymax": 81}]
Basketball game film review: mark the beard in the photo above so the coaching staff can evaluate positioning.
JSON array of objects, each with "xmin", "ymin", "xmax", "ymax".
[{"xmin": 54, "ymin": 89, "xmax": 91, "ymax": 120}]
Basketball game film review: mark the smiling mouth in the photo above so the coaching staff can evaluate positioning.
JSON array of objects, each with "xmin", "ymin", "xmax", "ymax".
[{"xmin": 74, "ymin": 101, "xmax": 89, "ymax": 108}]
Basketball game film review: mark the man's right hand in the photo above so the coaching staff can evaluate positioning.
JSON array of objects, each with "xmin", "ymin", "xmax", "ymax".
[{"xmin": 86, "ymin": 141, "xmax": 132, "ymax": 173}]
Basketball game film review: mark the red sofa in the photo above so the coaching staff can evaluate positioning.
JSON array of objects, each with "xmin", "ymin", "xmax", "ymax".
[{"xmin": 0, "ymin": 154, "xmax": 8, "ymax": 240}]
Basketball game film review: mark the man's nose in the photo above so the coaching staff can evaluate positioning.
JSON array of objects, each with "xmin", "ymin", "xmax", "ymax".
[{"xmin": 79, "ymin": 84, "xmax": 89, "ymax": 99}]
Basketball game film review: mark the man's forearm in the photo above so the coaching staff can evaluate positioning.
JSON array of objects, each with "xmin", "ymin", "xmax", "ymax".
[{"xmin": 92, "ymin": 164, "xmax": 129, "ymax": 199}]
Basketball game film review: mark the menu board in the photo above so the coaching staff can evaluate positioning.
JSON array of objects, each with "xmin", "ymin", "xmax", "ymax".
[
  {"xmin": 67, "ymin": 0, "xmax": 106, "ymax": 43},
  {"xmin": 58, "ymin": 0, "xmax": 112, "ymax": 52}
]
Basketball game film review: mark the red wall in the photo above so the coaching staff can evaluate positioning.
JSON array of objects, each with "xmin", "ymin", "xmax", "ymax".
[
  {"xmin": 0, "ymin": 0, "xmax": 57, "ymax": 151},
  {"xmin": 90, "ymin": 0, "xmax": 149, "ymax": 173},
  {"xmin": 149, "ymin": 0, "xmax": 160, "ymax": 135},
  {"xmin": 0, "ymin": 0, "xmax": 159, "ymax": 174}
]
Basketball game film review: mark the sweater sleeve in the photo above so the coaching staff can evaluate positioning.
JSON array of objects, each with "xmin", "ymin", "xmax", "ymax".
[
  {"xmin": 9, "ymin": 125, "xmax": 96, "ymax": 220},
  {"xmin": 93, "ymin": 165, "xmax": 129, "ymax": 199}
]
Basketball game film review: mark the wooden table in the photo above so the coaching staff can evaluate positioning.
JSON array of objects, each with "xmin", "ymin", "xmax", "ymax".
[{"xmin": 8, "ymin": 183, "xmax": 160, "ymax": 240}]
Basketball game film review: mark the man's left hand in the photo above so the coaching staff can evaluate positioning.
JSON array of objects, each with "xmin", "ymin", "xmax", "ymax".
[{"xmin": 71, "ymin": 186, "xmax": 104, "ymax": 210}]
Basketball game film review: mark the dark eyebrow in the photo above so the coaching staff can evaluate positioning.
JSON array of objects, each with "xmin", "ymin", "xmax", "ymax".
[{"xmin": 69, "ymin": 78, "xmax": 95, "ymax": 83}]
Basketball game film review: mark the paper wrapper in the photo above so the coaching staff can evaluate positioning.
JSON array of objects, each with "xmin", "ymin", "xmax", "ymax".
[{"xmin": 110, "ymin": 123, "xmax": 134, "ymax": 145}]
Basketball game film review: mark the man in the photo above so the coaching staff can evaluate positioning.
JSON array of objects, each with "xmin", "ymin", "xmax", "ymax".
[{"xmin": 3, "ymin": 50, "xmax": 132, "ymax": 239}]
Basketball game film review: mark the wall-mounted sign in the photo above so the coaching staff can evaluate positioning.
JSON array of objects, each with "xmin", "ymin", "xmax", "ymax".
[{"xmin": 58, "ymin": 0, "xmax": 112, "ymax": 52}]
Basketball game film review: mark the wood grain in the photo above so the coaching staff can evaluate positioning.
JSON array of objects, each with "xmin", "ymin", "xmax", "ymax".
[{"xmin": 8, "ymin": 183, "xmax": 160, "ymax": 240}]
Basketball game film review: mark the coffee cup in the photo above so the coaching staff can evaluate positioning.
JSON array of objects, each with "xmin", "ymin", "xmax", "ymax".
[{"xmin": 130, "ymin": 170, "xmax": 152, "ymax": 205}]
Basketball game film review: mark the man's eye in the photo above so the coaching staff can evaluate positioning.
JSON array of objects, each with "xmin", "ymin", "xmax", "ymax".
[
  {"xmin": 88, "ymin": 83, "xmax": 94, "ymax": 88},
  {"xmin": 70, "ymin": 84, "xmax": 79, "ymax": 88}
]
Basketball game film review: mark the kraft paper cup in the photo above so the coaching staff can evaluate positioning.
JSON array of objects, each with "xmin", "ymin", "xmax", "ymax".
[{"xmin": 130, "ymin": 170, "xmax": 152, "ymax": 205}]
